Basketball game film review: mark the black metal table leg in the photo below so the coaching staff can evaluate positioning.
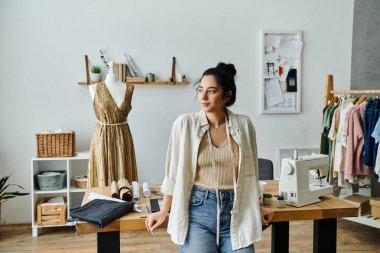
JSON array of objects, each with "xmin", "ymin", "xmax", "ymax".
[
  {"xmin": 271, "ymin": 221, "xmax": 289, "ymax": 253},
  {"xmin": 313, "ymin": 218, "xmax": 337, "ymax": 253},
  {"xmin": 97, "ymin": 231, "xmax": 120, "ymax": 253}
]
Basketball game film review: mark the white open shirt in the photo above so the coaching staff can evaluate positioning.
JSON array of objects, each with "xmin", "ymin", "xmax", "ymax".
[{"xmin": 161, "ymin": 109, "xmax": 262, "ymax": 250}]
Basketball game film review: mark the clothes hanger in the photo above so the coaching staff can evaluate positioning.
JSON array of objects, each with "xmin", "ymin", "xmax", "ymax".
[
  {"xmin": 329, "ymin": 96, "xmax": 335, "ymax": 106},
  {"xmin": 355, "ymin": 96, "xmax": 363, "ymax": 104},
  {"xmin": 329, "ymin": 96, "xmax": 339, "ymax": 106},
  {"xmin": 352, "ymin": 95, "xmax": 360, "ymax": 105},
  {"xmin": 357, "ymin": 95, "xmax": 368, "ymax": 105}
]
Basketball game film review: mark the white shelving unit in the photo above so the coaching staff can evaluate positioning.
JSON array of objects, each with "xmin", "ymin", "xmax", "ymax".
[
  {"xmin": 344, "ymin": 215, "xmax": 380, "ymax": 229},
  {"xmin": 31, "ymin": 151, "xmax": 89, "ymax": 237},
  {"xmin": 338, "ymin": 184, "xmax": 380, "ymax": 228}
]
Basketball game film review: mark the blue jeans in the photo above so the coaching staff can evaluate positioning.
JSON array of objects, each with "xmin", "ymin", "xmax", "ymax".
[
  {"xmin": 180, "ymin": 186, "xmax": 255, "ymax": 253},
  {"xmin": 364, "ymin": 99, "xmax": 380, "ymax": 168}
]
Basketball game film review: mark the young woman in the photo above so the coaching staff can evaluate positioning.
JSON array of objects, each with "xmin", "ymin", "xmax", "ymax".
[{"xmin": 146, "ymin": 62, "xmax": 273, "ymax": 252}]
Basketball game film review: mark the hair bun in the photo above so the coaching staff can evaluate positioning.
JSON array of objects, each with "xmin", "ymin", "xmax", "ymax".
[{"xmin": 216, "ymin": 62, "xmax": 237, "ymax": 77}]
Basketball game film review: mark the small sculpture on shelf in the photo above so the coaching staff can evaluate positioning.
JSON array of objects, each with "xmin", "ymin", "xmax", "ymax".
[{"xmin": 146, "ymin": 73, "xmax": 155, "ymax": 82}]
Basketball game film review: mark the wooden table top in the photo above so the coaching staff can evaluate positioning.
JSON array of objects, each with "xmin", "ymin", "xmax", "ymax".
[
  {"xmin": 263, "ymin": 180, "xmax": 358, "ymax": 222},
  {"xmin": 76, "ymin": 181, "xmax": 358, "ymax": 234}
]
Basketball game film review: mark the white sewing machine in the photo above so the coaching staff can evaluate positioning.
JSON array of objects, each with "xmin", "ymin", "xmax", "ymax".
[{"xmin": 279, "ymin": 153, "xmax": 333, "ymax": 207}]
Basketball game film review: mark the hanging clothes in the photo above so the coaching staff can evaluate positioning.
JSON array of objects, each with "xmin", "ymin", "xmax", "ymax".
[
  {"xmin": 371, "ymin": 117, "xmax": 380, "ymax": 180},
  {"xmin": 320, "ymin": 104, "xmax": 332, "ymax": 155},
  {"xmin": 322, "ymin": 89, "xmax": 380, "ymax": 188},
  {"xmin": 363, "ymin": 98, "xmax": 380, "ymax": 168},
  {"xmin": 344, "ymin": 101, "xmax": 370, "ymax": 182},
  {"xmin": 328, "ymin": 105, "xmax": 341, "ymax": 182},
  {"xmin": 319, "ymin": 99, "xmax": 339, "ymax": 181},
  {"xmin": 321, "ymin": 101, "xmax": 339, "ymax": 153},
  {"xmin": 333, "ymin": 98, "xmax": 355, "ymax": 186}
]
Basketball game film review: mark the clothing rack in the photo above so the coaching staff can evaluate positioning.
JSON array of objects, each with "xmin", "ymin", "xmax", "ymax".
[
  {"xmin": 322, "ymin": 74, "xmax": 380, "ymax": 229},
  {"xmin": 323, "ymin": 74, "xmax": 380, "ymax": 107}
]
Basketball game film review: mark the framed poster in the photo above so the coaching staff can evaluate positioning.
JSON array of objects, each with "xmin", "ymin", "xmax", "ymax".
[{"xmin": 260, "ymin": 30, "xmax": 302, "ymax": 114}]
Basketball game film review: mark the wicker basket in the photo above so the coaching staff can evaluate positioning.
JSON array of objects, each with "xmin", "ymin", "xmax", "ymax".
[
  {"xmin": 36, "ymin": 132, "xmax": 75, "ymax": 157},
  {"xmin": 74, "ymin": 175, "xmax": 88, "ymax": 189},
  {"xmin": 36, "ymin": 171, "xmax": 66, "ymax": 191}
]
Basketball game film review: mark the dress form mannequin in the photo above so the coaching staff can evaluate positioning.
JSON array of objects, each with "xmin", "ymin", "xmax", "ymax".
[
  {"xmin": 89, "ymin": 61, "xmax": 127, "ymax": 108},
  {"xmin": 88, "ymin": 61, "xmax": 138, "ymax": 187}
]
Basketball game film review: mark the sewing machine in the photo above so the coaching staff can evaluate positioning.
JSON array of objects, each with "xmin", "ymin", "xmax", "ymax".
[{"xmin": 279, "ymin": 153, "xmax": 333, "ymax": 207}]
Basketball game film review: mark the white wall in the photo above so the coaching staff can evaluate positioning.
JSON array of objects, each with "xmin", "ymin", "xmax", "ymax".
[{"xmin": 0, "ymin": 0, "xmax": 354, "ymax": 224}]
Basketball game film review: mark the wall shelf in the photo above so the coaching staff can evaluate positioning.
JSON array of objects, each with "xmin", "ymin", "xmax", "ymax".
[
  {"xmin": 128, "ymin": 81, "xmax": 190, "ymax": 85},
  {"xmin": 78, "ymin": 81, "xmax": 190, "ymax": 86},
  {"xmin": 78, "ymin": 81, "xmax": 97, "ymax": 85}
]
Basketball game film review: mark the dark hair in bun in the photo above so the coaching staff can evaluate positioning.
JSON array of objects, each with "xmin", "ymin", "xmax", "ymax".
[
  {"xmin": 215, "ymin": 62, "xmax": 237, "ymax": 78},
  {"xmin": 196, "ymin": 62, "xmax": 237, "ymax": 107}
]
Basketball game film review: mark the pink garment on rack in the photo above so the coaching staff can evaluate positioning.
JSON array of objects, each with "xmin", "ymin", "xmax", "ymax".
[
  {"xmin": 344, "ymin": 102, "xmax": 370, "ymax": 181},
  {"xmin": 343, "ymin": 104, "xmax": 358, "ymax": 146}
]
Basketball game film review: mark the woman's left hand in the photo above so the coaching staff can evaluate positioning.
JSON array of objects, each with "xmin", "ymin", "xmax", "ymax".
[{"xmin": 260, "ymin": 206, "xmax": 273, "ymax": 226}]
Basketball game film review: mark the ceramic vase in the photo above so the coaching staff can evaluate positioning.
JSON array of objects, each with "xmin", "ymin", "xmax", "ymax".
[
  {"xmin": 276, "ymin": 199, "xmax": 286, "ymax": 208},
  {"xmin": 91, "ymin": 73, "xmax": 101, "ymax": 82},
  {"xmin": 263, "ymin": 197, "xmax": 273, "ymax": 206}
]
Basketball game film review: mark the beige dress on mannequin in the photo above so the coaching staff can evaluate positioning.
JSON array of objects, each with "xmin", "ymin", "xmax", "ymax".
[{"xmin": 88, "ymin": 81, "xmax": 138, "ymax": 187}]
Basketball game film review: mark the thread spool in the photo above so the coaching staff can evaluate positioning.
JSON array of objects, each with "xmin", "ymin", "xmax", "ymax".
[
  {"xmin": 143, "ymin": 182, "xmax": 151, "ymax": 198},
  {"xmin": 132, "ymin": 181, "xmax": 140, "ymax": 203}
]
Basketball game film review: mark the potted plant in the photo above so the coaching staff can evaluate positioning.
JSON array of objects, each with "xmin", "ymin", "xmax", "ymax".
[
  {"xmin": 90, "ymin": 65, "xmax": 102, "ymax": 82},
  {"xmin": 262, "ymin": 193, "xmax": 273, "ymax": 206},
  {"xmin": 0, "ymin": 174, "xmax": 29, "ymax": 221},
  {"xmin": 276, "ymin": 193, "xmax": 286, "ymax": 208}
]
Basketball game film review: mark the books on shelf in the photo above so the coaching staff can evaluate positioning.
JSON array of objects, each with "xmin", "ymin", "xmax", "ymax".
[
  {"xmin": 126, "ymin": 76, "xmax": 146, "ymax": 82},
  {"xmin": 115, "ymin": 63, "xmax": 130, "ymax": 83}
]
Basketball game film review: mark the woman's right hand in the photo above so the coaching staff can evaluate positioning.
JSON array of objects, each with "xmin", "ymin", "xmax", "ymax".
[{"xmin": 145, "ymin": 210, "xmax": 168, "ymax": 234}]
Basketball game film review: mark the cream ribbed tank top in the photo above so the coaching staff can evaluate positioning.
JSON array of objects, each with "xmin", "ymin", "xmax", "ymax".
[{"xmin": 194, "ymin": 134, "xmax": 239, "ymax": 190}]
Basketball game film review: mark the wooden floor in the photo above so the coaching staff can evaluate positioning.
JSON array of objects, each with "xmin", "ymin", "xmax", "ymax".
[{"xmin": 0, "ymin": 219, "xmax": 379, "ymax": 253}]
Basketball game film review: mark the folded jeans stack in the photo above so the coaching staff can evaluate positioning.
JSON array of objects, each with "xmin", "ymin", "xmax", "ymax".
[{"xmin": 70, "ymin": 199, "xmax": 133, "ymax": 228}]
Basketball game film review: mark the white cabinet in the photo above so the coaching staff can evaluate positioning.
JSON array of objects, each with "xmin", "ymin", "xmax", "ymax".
[{"xmin": 31, "ymin": 151, "xmax": 89, "ymax": 237}]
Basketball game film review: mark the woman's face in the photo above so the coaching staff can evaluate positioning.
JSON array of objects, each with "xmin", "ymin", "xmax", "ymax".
[{"xmin": 197, "ymin": 75, "xmax": 227, "ymax": 113}]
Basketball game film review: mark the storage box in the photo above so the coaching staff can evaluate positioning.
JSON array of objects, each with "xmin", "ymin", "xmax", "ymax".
[
  {"xmin": 37, "ymin": 197, "xmax": 67, "ymax": 226},
  {"xmin": 36, "ymin": 171, "xmax": 66, "ymax": 191},
  {"xmin": 36, "ymin": 132, "xmax": 75, "ymax": 157},
  {"xmin": 343, "ymin": 194, "xmax": 370, "ymax": 215},
  {"xmin": 370, "ymin": 197, "xmax": 380, "ymax": 218}
]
